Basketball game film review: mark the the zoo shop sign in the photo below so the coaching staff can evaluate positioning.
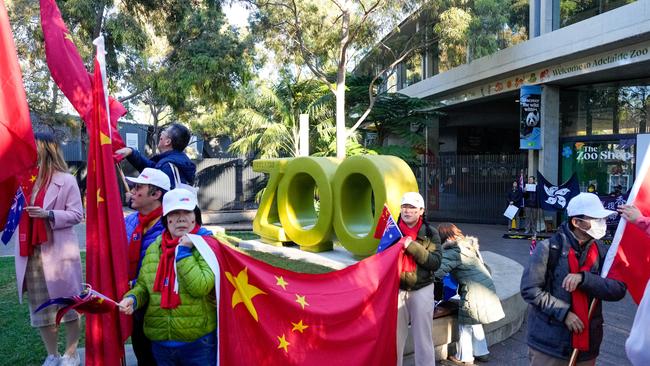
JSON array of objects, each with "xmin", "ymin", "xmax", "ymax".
[
  {"xmin": 252, "ymin": 155, "xmax": 418, "ymax": 258},
  {"xmin": 576, "ymin": 145, "xmax": 633, "ymax": 162}
]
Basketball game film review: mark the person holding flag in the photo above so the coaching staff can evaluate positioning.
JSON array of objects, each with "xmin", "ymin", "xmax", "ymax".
[
  {"xmin": 118, "ymin": 188, "xmax": 216, "ymax": 366},
  {"xmin": 396, "ymin": 192, "xmax": 442, "ymax": 366},
  {"xmin": 123, "ymin": 168, "xmax": 171, "ymax": 365},
  {"xmin": 520, "ymin": 193, "xmax": 627, "ymax": 366},
  {"xmin": 617, "ymin": 203, "xmax": 650, "ymax": 366},
  {"xmin": 15, "ymin": 132, "xmax": 84, "ymax": 366}
]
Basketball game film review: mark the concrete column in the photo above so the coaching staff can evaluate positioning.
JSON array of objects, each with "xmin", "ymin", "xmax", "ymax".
[
  {"xmin": 539, "ymin": 85, "xmax": 560, "ymax": 185},
  {"xmin": 299, "ymin": 114, "xmax": 309, "ymax": 156},
  {"xmin": 539, "ymin": 0, "xmax": 557, "ymax": 34},
  {"xmin": 529, "ymin": 0, "xmax": 540, "ymax": 38}
]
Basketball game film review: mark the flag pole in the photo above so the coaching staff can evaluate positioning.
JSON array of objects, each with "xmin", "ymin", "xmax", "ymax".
[
  {"xmin": 116, "ymin": 164, "xmax": 130, "ymax": 192},
  {"xmin": 567, "ymin": 298, "xmax": 598, "ymax": 366}
]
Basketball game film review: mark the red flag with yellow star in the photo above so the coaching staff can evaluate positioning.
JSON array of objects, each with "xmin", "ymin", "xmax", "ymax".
[
  {"xmin": 84, "ymin": 36, "xmax": 130, "ymax": 366},
  {"xmin": 214, "ymin": 240, "xmax": 401, "ymax": 365},
  {"xmin": 39, "ymin": 0, "xmax": 126, "ymax": 151}
]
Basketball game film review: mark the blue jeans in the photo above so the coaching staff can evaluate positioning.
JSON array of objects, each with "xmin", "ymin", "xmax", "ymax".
[{"xmin": 151, "ymin": 332, "xmax": 217, "ymax": 366}]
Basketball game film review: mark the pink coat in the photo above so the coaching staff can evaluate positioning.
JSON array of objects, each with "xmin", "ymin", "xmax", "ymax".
[{"xmin": 15, "ymin": 171, "xmax": 83, "ymax": 303}]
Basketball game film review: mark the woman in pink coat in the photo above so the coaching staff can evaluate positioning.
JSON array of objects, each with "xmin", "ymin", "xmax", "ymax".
[{"xmin": 14, "ymin": 132, "xmax": 83, "ymax": 366}]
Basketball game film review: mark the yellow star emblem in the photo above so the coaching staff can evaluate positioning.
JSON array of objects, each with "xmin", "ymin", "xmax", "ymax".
[
  {"xmin": 96, "ymin": 188, "xmax": 104, "ymax": 204},
  {"xmin": 29, "ymin": 175, "xmax": 36, "ymax": 183},
  {"xmin": 225, "ymin": 268, "xmax": 266, "ymax": 321},
  {"xmin": 277, "ymin": 334, "xmax": 290, "ymax": 353},
  {"xmin": 295, "ymin": 294, "xmax": 309, "ymax": 309},
  {"xmin": 291, "ymin": 320, "xmax": 308, "ymax": 333},
  {"xmin": 100, "ymin": 132, "xmax": 111, "ymax": 145},
  {"xmin": 275, "ymin": 276, "xmax": 288, "ymax": 290},
  {"xmin": 64, "ymin": 32, "xmax": 74, "ymax": 44}
]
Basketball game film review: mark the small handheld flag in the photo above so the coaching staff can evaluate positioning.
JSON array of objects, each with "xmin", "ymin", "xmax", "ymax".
[
  {"xmin": 376, "ymin": 205, "xmax": 403, "ymax": 253},
  {"xmin": 35, "ymin": 284, "xmax": 119, "ymax": 326},
  {"xmin": 1, "ymin": 188, "xmax": 25, "ymax": 244}
]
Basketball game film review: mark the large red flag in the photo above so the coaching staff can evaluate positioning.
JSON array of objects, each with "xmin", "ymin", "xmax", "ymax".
[
  {"xmin": 0, "ymin": 2, "xmax": 37, "ymax": 229},
  {"xmin": 211, "ymin": 239, "xmax": 401, "ymax": 365},
  {"xmin": 603, "ymin": 148, "xmax": 650, "ymax": 304},
  {"xmin": 84, "ymin": 36, "xmax": 130, "ymax": 365},
  {"xmin": 39, "ymin": 0, "xmax": 125, "ymax": 151}
]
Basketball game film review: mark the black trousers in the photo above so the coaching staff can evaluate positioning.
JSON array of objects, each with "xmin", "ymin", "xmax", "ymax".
[{"xmin": 132, "ymin": 308, "xmax": 157, "ymax": 366}]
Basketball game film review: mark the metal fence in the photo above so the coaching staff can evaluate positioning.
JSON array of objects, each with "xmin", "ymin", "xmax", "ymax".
[
  {"xmin": 422, "ymin": 153, "xmax": 528, "ymax": 224},
  {"xmin": 195, "ymin": 158, "xmax": 265, "ymax": 211}
]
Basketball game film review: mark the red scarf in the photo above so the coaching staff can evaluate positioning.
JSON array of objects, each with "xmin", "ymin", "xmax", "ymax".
[
  {"xmin": 398, "ymin": 217, "xmax": 422, "ymax": 273},
  {"xmin": 19, "ymin": 181, "xmax": 49, "ymax": 257},
  {"xmin": 128, "ymin": 206, "xmax": 163, "ymax": 281},
  {"xmin": 568, "ymin": 242, "xmax": 599, "ymax": 351},
  {"xmin": 153, "ymin": 225, "xmax": 200, "ymax": 309}
]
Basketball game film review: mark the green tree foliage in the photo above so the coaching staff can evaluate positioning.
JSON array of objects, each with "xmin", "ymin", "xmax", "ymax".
[{"xmin": 247, "ymin": 0, "xmax": 426, "ymax": 158}]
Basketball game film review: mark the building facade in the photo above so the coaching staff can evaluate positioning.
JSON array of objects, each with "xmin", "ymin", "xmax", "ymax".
[{"xmin": 368, "ymin": 0, "xmax": 649, "ymax": 224}]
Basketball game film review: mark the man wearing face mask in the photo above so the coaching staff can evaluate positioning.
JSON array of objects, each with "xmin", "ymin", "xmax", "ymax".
[{"xmin": 520, "ymin": 193, "xmax": 627, "ymax": 366}]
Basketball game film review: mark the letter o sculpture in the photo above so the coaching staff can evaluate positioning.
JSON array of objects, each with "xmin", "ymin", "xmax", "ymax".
[
  {"xmin": 331, "ymin": 155, "xmax": 418, "ymax": 257},
  {"xmin": 276, "ymin": 157, "xmax": 338, "ymax": 252}
]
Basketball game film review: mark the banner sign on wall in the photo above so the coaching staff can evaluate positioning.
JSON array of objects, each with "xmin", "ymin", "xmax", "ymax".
[{"xmin": 520, "ymin": 85, "xmax": 542, "ymax": 150}]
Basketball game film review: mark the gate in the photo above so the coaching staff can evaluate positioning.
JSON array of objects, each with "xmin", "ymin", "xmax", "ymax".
[
  {"xmin": 422, "ymin": 153, "xmax": 528, "ymax": 224},
  {"xmin": 195, "ymin": 158, "xmax": 264, "ymax": 211}
]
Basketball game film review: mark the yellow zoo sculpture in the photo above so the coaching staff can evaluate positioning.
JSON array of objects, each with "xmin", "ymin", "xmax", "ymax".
[{"xmin": 252, "ymin": 155, "xmax": 418, "ymax": 258}]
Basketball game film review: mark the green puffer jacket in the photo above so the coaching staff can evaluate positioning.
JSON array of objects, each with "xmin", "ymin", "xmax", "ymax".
[
  {"xmin": 434, "ymin": 236, "xmax": 505, "ymax": 325},
  {"xmin": 399, "ymin": 219, "xmax": 442, "ymax": 291},
  {"xmin": 126, "ymin": 236, "xmax": 217, "ymax": 342}
]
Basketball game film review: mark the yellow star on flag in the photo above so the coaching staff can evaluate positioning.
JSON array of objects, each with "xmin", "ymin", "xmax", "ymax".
[
  {"xmin": 96, "ymin": 189, "xmax": 104, "ymax": 204},
  {"xmin": 225, "ymin": 268, "xmax": 266, "ymax": 321},
  {"xmin": 291, "ymin": 320, "xmax": 309, "ymax": 333},
  {"xmin": 29, "ymin": 175, "xmax": 36, "ymax": 183},
  {"xmin": 277, "ymin": 334, "xmax": 290, "ymax": 353},
  {"xmin": 100, "ymin": 132, "xmax": 111, "ymax": 145},
  {"xmin": 275, "ymin": 276, "xmax": 288, "ymax": 290},
  {"xmin": 295, "ymin": 294, "xmax": 309, "ymax": 309}
]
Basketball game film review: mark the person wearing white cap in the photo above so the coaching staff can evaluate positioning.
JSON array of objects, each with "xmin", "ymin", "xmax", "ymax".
[
  {"xmin": 521, "ymin": 193, "xmax": 627, "ymax": 366},
  {"xmin": 118, "ymin": 188, "xmax": 217, "ymax": 366},
  {"xmin": 123, "ymin": 167, "xmax": 170, "ymax": 365},
  {"xmin": 396, "ymin": 192, "xmax": 442, "ymax": 366}
]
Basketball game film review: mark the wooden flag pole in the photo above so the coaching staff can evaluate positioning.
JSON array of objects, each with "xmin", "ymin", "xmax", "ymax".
[{"xmin": 568, "ymin": 298, "xmax": 598, "ymax": 366}]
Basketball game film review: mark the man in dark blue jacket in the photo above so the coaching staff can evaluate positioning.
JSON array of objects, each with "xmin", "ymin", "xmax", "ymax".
[
  {"xmin": 520, "ymin": 193, "xmax": 626, "ymax": 365},
  {"xmin": 117, "ymin": 123, "xmax": 196, "ymax": 189},
  {"xmin": 124, "ymin": 168, "xmax": 170, "ymax": 365}
]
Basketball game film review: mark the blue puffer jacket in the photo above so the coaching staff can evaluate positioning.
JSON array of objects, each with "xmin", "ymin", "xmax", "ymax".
[
  {"xmin": 520, "ymin": 223, "xmax": 626, "ymax": 361},
  {"xmin": 127, "ymin": 149, "xmax": 196, "ymax": 189},
  {"xmin": 125, "ymin": 212, "xmax": 164, "ymax": 285}
]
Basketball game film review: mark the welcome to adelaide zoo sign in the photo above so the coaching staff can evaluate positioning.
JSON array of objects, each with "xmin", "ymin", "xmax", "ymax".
[
  {"xmin": 438, "ymin": 40, "xmax": 650, "ymax": 106},
  {"xmin": 252, "ymin": 155, "xmax": 418, "ymax": 258}
]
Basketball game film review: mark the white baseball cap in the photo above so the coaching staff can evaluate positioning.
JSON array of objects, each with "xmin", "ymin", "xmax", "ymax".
[
  {"xmin": 163, "ymin": 188, "xmax": 198, "ymax": 216},
  {"xmin": 126, "ymin": 168, "xmax": 171, "ymax": 191},
  {"xmin": 566, "ymin": 192, "xmax": 616, "ymax": 218},
  {"xmin": 401, "ymin": 192, "xmax": 425, "ymax": 209}
]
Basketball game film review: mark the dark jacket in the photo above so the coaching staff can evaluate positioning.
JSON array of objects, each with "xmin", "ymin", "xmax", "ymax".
[
  {"xmin": 520, "ymin": 223, "xmax": 626, "ymax": 361},
  {"xmin": 398, "ymin": 218, "xmax": 442, "ymax": 291},
  {"xmin": 127, "ymin": 149, "xmax": 196, "ymax": 189},
  {"xmin": 508, "ymin": 187, "xmax": 524, "ymax": 208},
  {"xmin": 435, "ymin": 236, "xmax": 505, "ymax": 325},
  {"xmin": 524, "ymin": 189, "xmax": 538, "ymax": 208}
]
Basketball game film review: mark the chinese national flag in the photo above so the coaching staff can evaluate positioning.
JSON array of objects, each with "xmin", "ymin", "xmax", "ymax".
[
  {"xmin": 214, "ymin": 240, "xmax": 401, "ymax": 365},
  {"xmin": 0, "ymin": 1, "xmax": 37, "ymax": 229},
  {"xmin": 39, "ymin": 0, "xmax": 125, "ymax": 151},
  {"xmin": 84, "ymin": 36, "xmax": 130, "ymax": 365},
  {"xmin": 603, "ymin": 148, "xmax": 650, "ymax": 304}
]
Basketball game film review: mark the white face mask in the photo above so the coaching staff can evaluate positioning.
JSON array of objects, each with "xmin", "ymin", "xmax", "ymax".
[{"xmin": 578, "ymin": 218, "xmax": 607, "ymax": 240}]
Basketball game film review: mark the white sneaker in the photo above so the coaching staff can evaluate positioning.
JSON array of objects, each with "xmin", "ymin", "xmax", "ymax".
[
  {"xmin": 42, "ymin": 354, "xmax": 60, "ymax": 366},
  {"xmin": 60, "ymin": 352, "xmax": 80, "ymax": 366}
]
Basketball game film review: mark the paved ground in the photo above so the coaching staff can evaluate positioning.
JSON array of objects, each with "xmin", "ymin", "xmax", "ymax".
[{"xmin": 1, "ymin": 219, "xmax": 636, "ymax": 366}]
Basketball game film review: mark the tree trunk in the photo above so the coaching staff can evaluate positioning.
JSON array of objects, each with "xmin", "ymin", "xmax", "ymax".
[{"xmin": 336, "ymin": 4, "xmax": 351, "ymax": 160}]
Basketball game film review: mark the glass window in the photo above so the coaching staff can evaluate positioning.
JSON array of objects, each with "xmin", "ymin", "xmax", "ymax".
[
  {"xmin": 403, "ymin": 53, "xmax": 423, "ymax": 88},
  {"xmin": 560, "ymin": 0, "xmax": 637, "ymax": 28},
  {"xmin": 560, "ymin": 140, "xmax": 635, "ymax": 195},
  {"xmin": 560, "ymin": 82, "xmax": 650, "ymax": 137}
]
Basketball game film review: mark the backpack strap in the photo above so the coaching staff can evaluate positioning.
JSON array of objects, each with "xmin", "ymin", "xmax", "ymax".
[{"xmin": 544, "ymin": 231, "xmax": 566, "ymax": 291}]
